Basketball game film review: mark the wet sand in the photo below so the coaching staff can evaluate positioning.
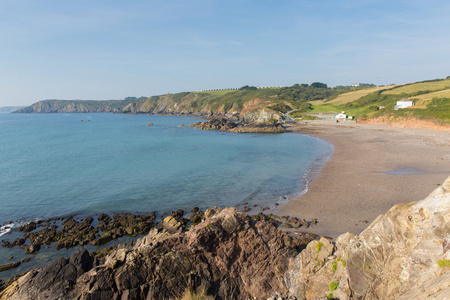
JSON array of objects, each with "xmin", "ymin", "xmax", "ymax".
[{"xmin": 275, "ymin": 120, "xmax": 450, "ymax": 239}]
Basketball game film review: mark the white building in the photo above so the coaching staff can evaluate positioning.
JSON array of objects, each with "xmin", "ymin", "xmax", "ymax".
[
  {"xmin": 395, "ymin": 99, "xmax": 415, "ymax": 110},
  {"xmin": 334, "ymin": 113, "xmax": 347, "ymax": 119},
  {"xmin": 332, "ymin": 111, "xmax": 355, "ymax": 120},
  {"xmin": 332, "ymin": 111, "xmax": 349, "ymax": 119}
]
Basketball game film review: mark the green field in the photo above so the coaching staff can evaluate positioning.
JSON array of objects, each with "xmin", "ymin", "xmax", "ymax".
[
  {"xmin": 323, "ymin": 85, "xmax": 395, "ymax": 105},
  {"xmin": 308, "ymin": 104, "xmax": 338, "ymax": 113},
  {"xmin": 410, "ymin": 89, "xmax": 450, "ymax": 107},
  {"xmin": 296, "ymin": 78, "xmax": 450, "ymax": 124},
  {"xmin": 382, "ymin": 78, "xmax": 450, "ymax": 95},
  {"xmin": 196, "ymin": 89, "xmax": 238, "ymax": 96}
]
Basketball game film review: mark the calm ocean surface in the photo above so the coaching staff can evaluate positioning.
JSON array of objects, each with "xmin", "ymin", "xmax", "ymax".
[
  {"xmin": 0, "ymin": 113, "xmax": 332, "ymax": 231},
  {"xmin": 0, "ymin": 112, "xmax": 332, "ymax": 277}
]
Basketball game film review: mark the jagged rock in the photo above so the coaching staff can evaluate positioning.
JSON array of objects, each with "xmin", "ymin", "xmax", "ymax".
[
  {"xmin": 1, "ymin": 208, "xmax": 313, "ymax": 299},
  {"xmin": 82, "ymin": 216, "xmax": 93, "ymax": 225},
  {"xmin": 161, "ymin": 216, "xmax": 183, "ymax": 233},
  {"xmin": 97, "ymin": 213, "xmax": 111, "ymax": 222},
  {"xmin": 190, "ymin": 117, "xmax": 238, "ymax": 131},
  {"xmin": 27, "ymin": 226, "xmax": 57, "ymax": 245},
  {"xmin": 24, "ymin": 244, "xmax": 40, "ymax": 254},
  {"xmin": 90, "ymin": 233, "xmax": 113, "ymax": 247},
  {"xmin": 11, "ymin": 237, "xmax": 26, "ymax": 247},
  {"xmin": 190, "ymin": 117, "xmax": 287, "ymax": 133},
  {"xmin": 69, "ymin": 248, "xmax": 93, "ymax": 276},
  {"xmin": 190, "ymin": 210, "xmax": 205, "ymax": 224},
  {"xmin": 18, "ymin": 222, "xmax": 36, "ymax": 233},
  {"xmin": 0, "ymin": 249, "xmax": 96, "ymax": 299},
  {"xmin": 285, "ymin": 175, "xmax": 450, "ymax": 300}
]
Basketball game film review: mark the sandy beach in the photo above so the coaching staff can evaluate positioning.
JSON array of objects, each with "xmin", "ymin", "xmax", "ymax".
[{"xmin": 275, "ymin": 120, "xmax": 450, "ymax": 239}]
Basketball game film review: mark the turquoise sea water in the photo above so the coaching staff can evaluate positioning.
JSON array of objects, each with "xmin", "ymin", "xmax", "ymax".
[
  {"xmin": 0, "ymin": 113, "xmax": 331, "ymax": 227},
  {"xmin": 0, "ymin": 113, "xmax": 331, "ymax": 276}
]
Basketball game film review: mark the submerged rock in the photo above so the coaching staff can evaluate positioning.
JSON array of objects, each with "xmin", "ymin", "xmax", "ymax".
[
  {"xmin": 0, "ymin": 262, "xmax": 21, "ymax": 272},
  {"xmin": 1, "ymin": 212, "xmax": 157, "ymax": 254}
]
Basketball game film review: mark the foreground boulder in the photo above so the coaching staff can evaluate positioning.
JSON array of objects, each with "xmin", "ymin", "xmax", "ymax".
[
  {"xmin": 285, "ymin": 175, "xmax": 450, "ymax": 299},
  {"xmin": 0, "ymin": 207, "xmax": 313, "ymax": 299}
]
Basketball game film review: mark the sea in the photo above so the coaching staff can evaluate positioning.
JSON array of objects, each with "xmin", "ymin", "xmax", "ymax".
[{"xmin": 0, "ymin": 112, "xmax": 332, "ymax": 278}]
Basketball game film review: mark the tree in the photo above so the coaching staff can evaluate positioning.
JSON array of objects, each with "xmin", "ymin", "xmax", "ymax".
[
  {"xmin": 310, "ymin": 82, "xmax": 328, "ymax": 89},
  {"xmin": 239, "ymin": 85, "xmax": 257, "ymax": 90}
]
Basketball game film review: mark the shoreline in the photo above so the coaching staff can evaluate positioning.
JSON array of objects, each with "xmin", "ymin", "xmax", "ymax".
[{"xmin": 275, "ymin": 120, "xmax": 450, "ymax": 239}]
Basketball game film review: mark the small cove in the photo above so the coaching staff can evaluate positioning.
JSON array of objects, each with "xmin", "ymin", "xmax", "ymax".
[{"xmin": 0, "ymin": 113, "xmax": 332, "ymax": 279}]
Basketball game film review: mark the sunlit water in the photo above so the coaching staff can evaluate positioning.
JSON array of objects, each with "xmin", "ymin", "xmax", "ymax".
[{"xmin": 0, "ymin": 113, "xmax": 332, "ymax": 278}]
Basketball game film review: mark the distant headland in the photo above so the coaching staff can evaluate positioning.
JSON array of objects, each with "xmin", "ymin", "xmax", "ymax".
[{"xmin": 13, "ymin": 77, "xmax": 450, "ymax": 128}]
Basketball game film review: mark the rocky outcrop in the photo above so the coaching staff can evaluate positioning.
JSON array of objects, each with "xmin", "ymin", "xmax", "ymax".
[
  {"xmin": 285, "ymin": 175, "xmax": 450, "ymax": 299},
  {"xmin": 3, "ymin": 178, "xmax": 448, "ymax": 299},
  {"xmin": 191, "ymin": 117, "xmax": 287, "ymax": 133},
  {"xmin": 0, "ymin": 207, "xmax": 315, "ymax": 299},
  {"xmin": 1, "ymin": 213, "xmax": 157, "ymax": 254}
]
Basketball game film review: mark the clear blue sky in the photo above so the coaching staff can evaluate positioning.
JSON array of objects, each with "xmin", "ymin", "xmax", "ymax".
[{"xmin": 1, "ymin": 0, "xmax": 450, "ymax": 106}]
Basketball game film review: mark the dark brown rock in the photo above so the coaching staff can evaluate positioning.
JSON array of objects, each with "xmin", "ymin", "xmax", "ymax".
[
  {"xmin": 69, "ymin": 248, "xmax": 93, "ymax": 276},
  {"xmin": 18, "ymin": 222, "xmax": 37, "ymax": 233},
  {"xmin": 190, "ymin": 210, "xmax": 204, "ymax": 224},
  {"xmin": 90, "ymin": 233, "xmax": 113, "ymax": 247},
  {"xmin": 97, "ymin": 213, "xmax": 111, "ymax": 222},
  {"xmin": 0, "ymin": 261, "xmax": 21, "ymax": 272},
  {"xmin": 0, "ymin": 208, "xmax": 317, "ymax": 299},
  {"xmin": 24, "ymin": 244, "xmax": 40, "ymax": 254}
]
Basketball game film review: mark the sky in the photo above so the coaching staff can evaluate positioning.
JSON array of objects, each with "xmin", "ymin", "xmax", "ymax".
[{"xmin": 1, "ymin": 0, "xmax": 450, "ymax": 107}]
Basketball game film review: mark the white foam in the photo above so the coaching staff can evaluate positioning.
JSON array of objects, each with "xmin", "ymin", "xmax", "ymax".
[
  {"xmin": 0, "ymin": 223, "xmax": 15, "ymax": 237},
  {"xmin": 0, "ymin": 219, "xmax": 41, "ymax": 237}
]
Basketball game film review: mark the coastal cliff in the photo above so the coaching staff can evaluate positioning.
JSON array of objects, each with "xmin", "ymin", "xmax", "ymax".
[
  {"xmin": 14, "ymin": 90, "xmax": 284, "ymax": 123},
  {"xmin": 13, "ymin": 78, "xmax": 450, "ymax": 126},
  {"xmin": 1, "ymin": 176, "xmax": 449, "ymax": 299},
  {"xmin": 14, "ymin": 99, "xmax": 136, "ymax": 114}
]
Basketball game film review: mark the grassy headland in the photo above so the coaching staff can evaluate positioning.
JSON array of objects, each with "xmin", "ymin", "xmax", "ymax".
[{"xmin": 15, "ymin": 78, "xmax": 450, "ymax": 126}]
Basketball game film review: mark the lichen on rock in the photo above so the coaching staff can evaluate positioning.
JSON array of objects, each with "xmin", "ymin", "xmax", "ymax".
[{"xmin": 285, "ymin": 175, "xmax": 450, "ymax": 300}]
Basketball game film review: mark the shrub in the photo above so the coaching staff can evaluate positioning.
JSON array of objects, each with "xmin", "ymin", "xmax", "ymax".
[
  {"xmin": 329, "ymin": 281, "xmax": 339, "ymax": 292},
  {"xmin": 437, "ymin": 259, "xmax": 450, "ymax": 267}
]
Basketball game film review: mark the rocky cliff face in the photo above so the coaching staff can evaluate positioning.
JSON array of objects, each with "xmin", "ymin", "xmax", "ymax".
[
  {"xmin": 15, "ymin": 100, "xmax": 130, "ymax": 113},
  {"xmin": 15, "ymin": 93, "xmax": 282, "ymax": 123},
  {"xmin": 0, "ymin": 208, "xmax": 313, "ymax": 300},
  {"xmin": 285, "ymin": 175, "xmax": 450, "ymax": 300}
]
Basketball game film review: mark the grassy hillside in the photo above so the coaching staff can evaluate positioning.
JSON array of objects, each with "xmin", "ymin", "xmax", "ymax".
[
  {"xmin": 16, "ymin": 78, "xmax": 450, "ymax": 125},
  {"xmin": 382, "ymin": 78, "xmax": 450, "ymax": 95},
  {"xmin": 300, "ymin": 78, "xmax": 450, "ymax": 125},
  {"xmin": 320, "ymin": 85, "xmax": 396, "ymax": 105}
]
